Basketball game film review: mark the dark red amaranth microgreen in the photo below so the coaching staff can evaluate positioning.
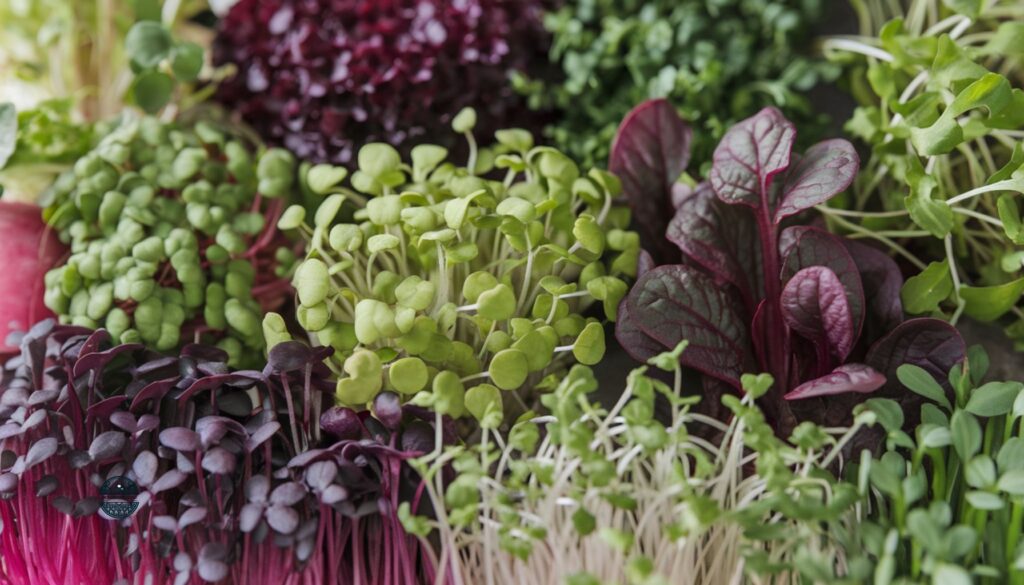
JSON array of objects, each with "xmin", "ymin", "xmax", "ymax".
[
  {"xmin": 212, "ymin": 0, "xmax": 554, "ymax": 164},
  {"xmin": 0, "ymin": 321, "xmax": 442, "ymax": 584}
]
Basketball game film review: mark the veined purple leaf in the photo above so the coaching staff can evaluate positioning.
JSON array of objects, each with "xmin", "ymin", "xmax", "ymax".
[
  {"xmin": 781, "ymin": 227, "xmax": 865, "ymax": 343},
  {"xmin": 614, "ymin": 300, "xmax": 666, "ymax": 364},
  {"xmin": 840, "ymin": 238, "xmax": 904, "ymax": 342},
  {"xmin": 621, "ymin": 265, "xmax": 749, "ymax": 388},
  {"xmin": 709, "ymin": 107, "xmax": 795, "ymax": 209},
  {"xmin": 866, "ymin": 318, "xmax": 966, "ymax": 393},
  {"xmin": 784, "ymin": 363, "xmax": 886, "ymax": 400},
  {"xmin": 774, "ymin": 139, "xmax": 859, "ymax": 223},
  {"xmin": 668, "ymin": 182, "xmax": 763, "ymax": 311},
  {"xmin": 610, "ymin": 99, "xmax": 692, "ymax": 263},
  {"xmin": 781, "ymin": 267, "xmax": 856, "ymax": 364}
]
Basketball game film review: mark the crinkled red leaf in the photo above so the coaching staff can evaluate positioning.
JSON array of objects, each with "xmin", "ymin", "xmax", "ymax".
[
  {"xmin": 840, "ymin": 238, "xmax": 904, "ymax": 343},
  {"xmin": 668, "ymin": 182, "xmax": 763, "ymax": 311},
  {"xmin": 866, "ymin": 318, "xmax": 966, "ymax": 393},
  {"xmin": 610, "ymin": 99, "xmax": 692, "ymax": 263},
  {"xmin": 619, "ymin": 265, "xmax": 749, "ymax": 388}
]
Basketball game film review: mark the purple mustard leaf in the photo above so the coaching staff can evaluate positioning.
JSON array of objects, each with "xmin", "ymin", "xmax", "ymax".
[
  {"xmin": 784, "ymin": 363, "xmax": 886, "ymax": 400},
  {"xmin": 709, "ymin": 107, "xmax": 796, "ymax": 210},
  {"xmin": 840, "ymin": 238, "xmax": 905, "ymax": 343},
  {"xmin": 615, "ymin": 298, "xmax": 675, "ymax": 365},
  {"xmin": 668, "ymin": 182, "xmax": 763, "ymax": 311},
  {"xmin": 780, "ymin": 267, "xmax": 857, "ymax": 367},
  {"xmin": 619, "ymin": 265, "xmax": 750, "ymax": 389},
  {"xmin": 609, "ymin": 99, "xmax": 692, "ymax": 264},
  {"xmin": 773, "ymin": 139, "xmax": 859, "ymax": 223},
  {"xmin": 780, "ymin": 226, "xmax": 866, "ymax": 342},
  {"xmin": 866, "ymin": 318, "xmax": 966, "ymax": 394}
]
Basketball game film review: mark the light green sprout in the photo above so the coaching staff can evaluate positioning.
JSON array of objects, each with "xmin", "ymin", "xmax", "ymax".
[{"xmin": 273, "ymin": 109, "xmax": 638, "ymax": 425}]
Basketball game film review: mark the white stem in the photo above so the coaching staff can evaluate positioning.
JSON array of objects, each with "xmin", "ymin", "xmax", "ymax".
[{"xmin": 946, "ymin": 179, "xmax": 1024, "ymax": 205}]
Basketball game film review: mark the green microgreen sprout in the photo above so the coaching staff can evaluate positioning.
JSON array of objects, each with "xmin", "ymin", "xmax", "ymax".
[
  {"xmin": 271, "ymin": 109, "xmax": 638, "ymax": 425},
  {"xmin": 403, "ymin": 341, "xmax": 868, "ymax": 583},
  {"xmin": 42, "ymin": 116, "xmax": 298, "ymax": 366}
]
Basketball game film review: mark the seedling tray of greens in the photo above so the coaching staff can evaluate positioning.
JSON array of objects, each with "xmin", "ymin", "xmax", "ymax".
[{"xmin": 1, "ymin": 1, "xmax": 1024, "ymax": 584}]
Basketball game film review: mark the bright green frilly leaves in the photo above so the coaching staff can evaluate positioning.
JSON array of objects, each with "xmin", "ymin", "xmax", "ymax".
[{"xmin": 275, "ymin": 111, "xmax": 637, "ymax": 425}]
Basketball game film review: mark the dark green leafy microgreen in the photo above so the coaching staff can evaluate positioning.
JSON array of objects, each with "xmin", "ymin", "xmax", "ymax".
[
  {"xmin": 272, "ymin": 110, "xmax": 638, "ymax": 428},
  {"xmin": 616, "ymin": 103, "xmax": 966, "ymax": 436},
  {"xmin": 514, "ymin": 0, "xmax": 839, "ymax": 167},
  {"xmin": 406, "ymin": 345, "xmax": 870, "ymax": 583},
  {"xmin": 822, "ymin": 0, "xmax": 1024, "ymax": 348},
  {"xmin": 844, "ymin": 348, "xmax": 1024, "ymax": 583},
  {"xmin": 41, "ymin": 117, "xmax": 300, "ymax": 367},
  {"xmin": 0, "ymin": 321, "xmax": 437, "ymax": 584}
]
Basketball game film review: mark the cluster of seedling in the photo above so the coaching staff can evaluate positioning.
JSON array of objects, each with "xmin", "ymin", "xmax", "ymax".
[
  {"xmin": 271, "ymin": 110, "xmax": 637, "ymax": 426},
  {"xmin": 42, "ymin": 116, "xmax": 297, "ymax": 365}
]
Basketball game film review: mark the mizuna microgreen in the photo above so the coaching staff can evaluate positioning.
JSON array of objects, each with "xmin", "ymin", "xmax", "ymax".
[
  {"xmin": 615, "ymin": 101, "xmax": 966, "ymax": 435},
  {"xmin": 822, "ymin": 0, "xmax": 1024, "ymax": 347},
  {"xmin": 41, "ymin": 117, "xmax": 299, "ymax": 366},
  {"xmin": 273, "ymin": 111, "xmax": 637, "ymax": 427}
]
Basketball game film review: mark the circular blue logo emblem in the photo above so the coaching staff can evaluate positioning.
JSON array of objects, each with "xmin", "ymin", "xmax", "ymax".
[{"xmin": 99, "ymin": 476, "xmax": 140, "ymax": 520}]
